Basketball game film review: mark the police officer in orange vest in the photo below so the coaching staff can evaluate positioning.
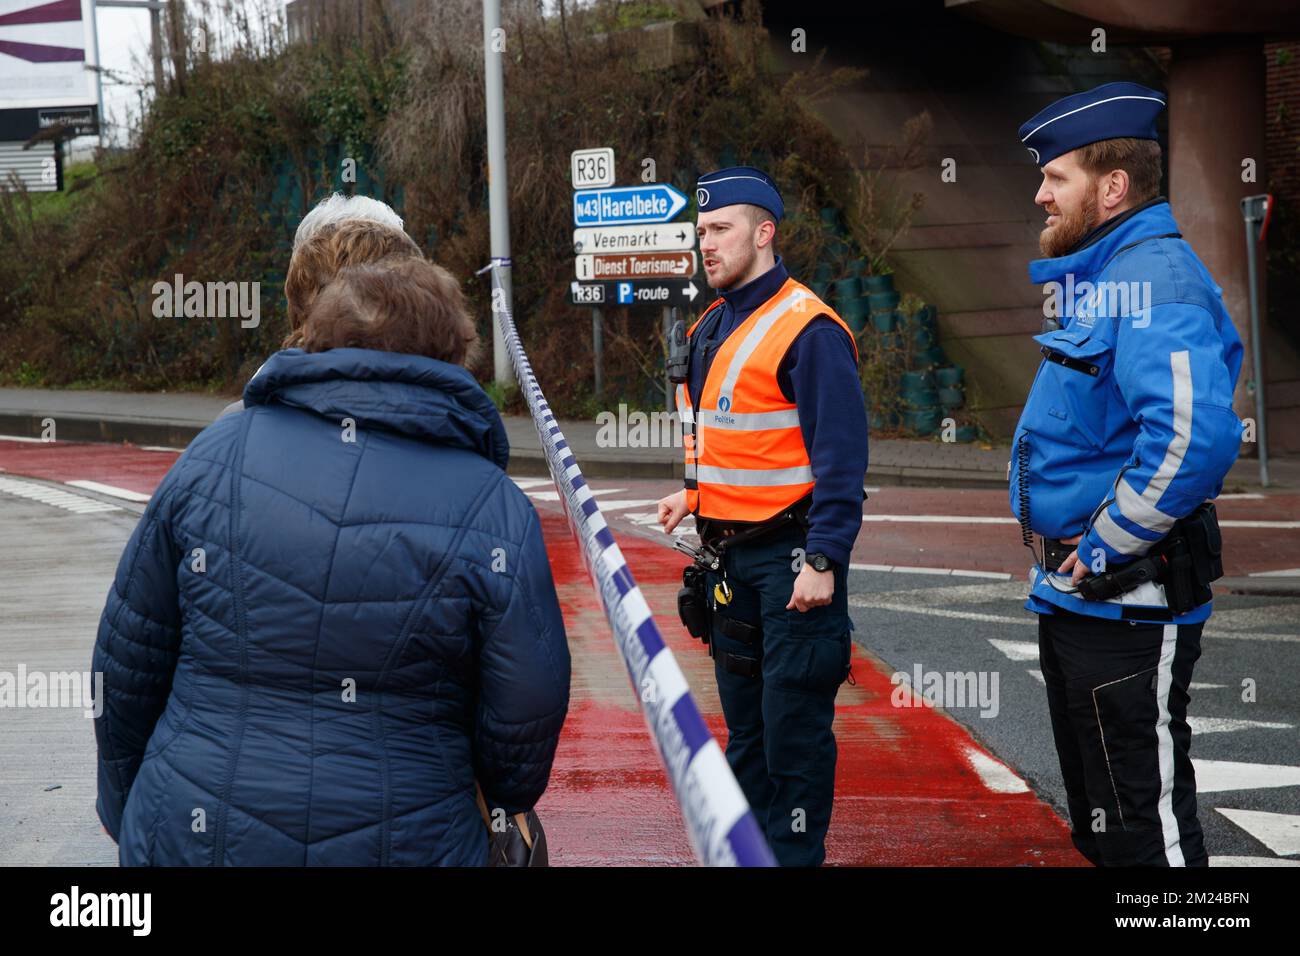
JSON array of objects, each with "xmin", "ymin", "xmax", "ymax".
[{"xmin": 657, "ymin": 167, "xmax": 869, "ymax": 866}]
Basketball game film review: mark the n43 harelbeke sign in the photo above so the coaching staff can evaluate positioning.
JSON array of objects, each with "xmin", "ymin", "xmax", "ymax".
[{"xmin": 573, "ymin": 184, "xmax": 689, "ymax": 226}]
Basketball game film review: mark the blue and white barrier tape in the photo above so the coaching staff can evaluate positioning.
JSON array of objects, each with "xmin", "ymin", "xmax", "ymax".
[{"xmin": 489, "ymin": 267, "xmax": 775, "ymax": 867}]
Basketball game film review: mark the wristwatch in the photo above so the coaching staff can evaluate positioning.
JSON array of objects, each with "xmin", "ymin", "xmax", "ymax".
[{"xmin": 806, "ymin": 552, "xmax": 833, "ymax": 572}]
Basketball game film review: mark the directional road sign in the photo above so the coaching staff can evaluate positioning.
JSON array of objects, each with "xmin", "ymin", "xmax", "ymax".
[
  {"xmin": 575, "ymin": 251, "xmax": 697, "ymax": 281},
  {"xmin": 572, "ymin": 222, "xmax": 696, "ymax": 255},
  {"xmin": 570, "ymin": 148, "xmax": 615, "ymax": 190},
  {"xmin": 569, "ymin": 278, "xmax": 703, "ymax": 307},
  {"xmin": 573, "ymin": 183, "xmax": 689, "ymax": 227}
]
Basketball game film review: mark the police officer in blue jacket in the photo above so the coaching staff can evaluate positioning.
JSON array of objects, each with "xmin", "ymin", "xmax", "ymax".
[
  {"xmin": 1009, "ymin": 83, "xmax": 1244, "ymax": 867},
  {"xmin": 657, "ymin": 167, "xmax": 869, "ymax": 866}
]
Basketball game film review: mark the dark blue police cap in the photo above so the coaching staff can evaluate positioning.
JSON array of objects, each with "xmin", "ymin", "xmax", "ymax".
[
  {"xmin": 1019, "ymin": 82, "xmax": 1165, "ymax": 166},
  {"xmin": 696, "ymin": 166, "xmax": 784, "ymax": 222}
]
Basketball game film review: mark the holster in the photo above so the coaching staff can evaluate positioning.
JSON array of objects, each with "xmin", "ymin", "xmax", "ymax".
[
  {"xmin": 1074, "ymin": 502, "xmax": 1223, "ymax": 615},
  {"xmin": 677, "ymin": 563, "xmax": 711, "ymax": 642},
  {"xmin": 1151, "ymin": 501, "xmax": 1222, "ymax": 614}
]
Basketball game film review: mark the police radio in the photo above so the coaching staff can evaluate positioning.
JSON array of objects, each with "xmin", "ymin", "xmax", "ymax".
[{"xmin": 667, "ymin": 307, "xmax": 689, "ymax": 384}]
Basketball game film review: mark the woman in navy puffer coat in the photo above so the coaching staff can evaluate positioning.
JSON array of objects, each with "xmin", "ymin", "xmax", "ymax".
[{"xmin": 92, "ymin": 276, "xmax": 570, "ymax": 865}]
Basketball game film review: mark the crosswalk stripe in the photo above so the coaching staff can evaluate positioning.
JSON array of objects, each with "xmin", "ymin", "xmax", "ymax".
[
  {"xmin": 1189, "ymin": 717, "xmax": 1294, "ymax": 735},
  {"xmin": 1193, "ymin": 759, "xmax": 1300, "ymax": 793},
  {"xmin": 1215, "ymin": 808, "xmax": 1300, "ymax": 856},
  {"xmin": 66, "ymin": 480, "xmax": 152, "ymax": 502}
]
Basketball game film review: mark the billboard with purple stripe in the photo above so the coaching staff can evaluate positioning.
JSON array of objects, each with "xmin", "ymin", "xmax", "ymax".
[
  {"xmin": 489, "ymin": 266, "xmax": 775, "ymax": 867},
  {"xmin": 0, "ymin": 0, "xmax": 98, "ymax": 110}
]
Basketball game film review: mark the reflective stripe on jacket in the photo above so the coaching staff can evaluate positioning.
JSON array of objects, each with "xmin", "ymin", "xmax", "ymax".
[{"xmin": 678, "ymin": 278, "xmax": 857, "ymax": 522}]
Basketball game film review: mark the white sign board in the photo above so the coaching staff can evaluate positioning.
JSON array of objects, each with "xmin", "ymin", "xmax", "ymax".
[
  {"xmin": 0, "ymin": 0, "xmax": 99, "ymax": 110},
  {"xmin": 570, "ymin": 147, "xmax": 615, "ymax": 190},
  {"xmin": 573, "ymin": 222, "xmax": 696, "ymax": 255}
]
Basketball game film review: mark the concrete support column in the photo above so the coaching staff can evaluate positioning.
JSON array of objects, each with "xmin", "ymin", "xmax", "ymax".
[{"xmin": 1167, "ymin": 38, "xmax": 1267, "ymax": 427}]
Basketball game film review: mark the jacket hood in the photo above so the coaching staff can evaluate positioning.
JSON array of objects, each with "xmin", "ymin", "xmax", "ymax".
[
  {"xmin": 243, "ymin": 348, "xmax": 510, "ymax": 469},
  {"xmin": 1028, "ymin": 200, "xmax": 1181, "ymax": 285}
]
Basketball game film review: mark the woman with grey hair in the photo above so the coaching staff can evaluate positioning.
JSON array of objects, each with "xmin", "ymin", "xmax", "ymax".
[{"xmin": 218, "ymin": 194, "xmax": 421, "ymax": 419}]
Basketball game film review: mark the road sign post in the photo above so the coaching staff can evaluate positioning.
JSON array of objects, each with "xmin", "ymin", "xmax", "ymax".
[{"xmin": 567, "ymin": 164, "xmax": 698, "ymax": 402}]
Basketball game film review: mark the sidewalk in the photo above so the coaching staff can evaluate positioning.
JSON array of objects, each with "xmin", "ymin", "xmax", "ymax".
[{"xmin": 1, "ymin": 386, "xmax": 1295, "ymax": 490}]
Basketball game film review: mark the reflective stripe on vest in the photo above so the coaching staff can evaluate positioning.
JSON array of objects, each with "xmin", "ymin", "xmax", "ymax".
[{"xmin": 676, "ymin": 278, "xmax": 857, "ymax": 521}]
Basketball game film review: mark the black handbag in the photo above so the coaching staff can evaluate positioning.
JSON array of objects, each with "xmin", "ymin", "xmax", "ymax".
[{"xmin": 475, "ymin": 782, "xmax": 548, "ymax": 867}]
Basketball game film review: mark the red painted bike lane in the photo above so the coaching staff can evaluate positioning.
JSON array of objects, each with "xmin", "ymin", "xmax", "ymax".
[{"xmin": 2, "ymin": 439, "xmax": 1083, "ymax": 866}]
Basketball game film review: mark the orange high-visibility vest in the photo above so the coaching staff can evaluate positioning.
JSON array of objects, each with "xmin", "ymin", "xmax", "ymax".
[{"xmin": 677, "ymin": 277, "xmax": 858, "ymax": 522}]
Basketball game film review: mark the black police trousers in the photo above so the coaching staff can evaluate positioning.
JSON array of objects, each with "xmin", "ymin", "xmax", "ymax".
[
  {"xmin": 705, "ymin": 523, "xmax": 852, "ymax": 867},
  {"xmin": 1038, "ymin": 608, "xmax": 1207, "ymax": 866}
]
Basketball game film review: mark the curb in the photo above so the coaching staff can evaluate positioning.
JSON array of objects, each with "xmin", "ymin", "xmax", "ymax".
[
  {"xmin": 3, "ymin": 410, "xmax": 1014, "ymax": 487},
  {"xmin": 0, "ymin": 412, "xmax": 203, "ymax": 450},
  {"xmin": 1215, "ymin": 577, "xmax": 1300, "ymax": 599}
]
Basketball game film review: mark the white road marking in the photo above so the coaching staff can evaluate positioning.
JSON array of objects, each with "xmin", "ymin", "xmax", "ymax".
[
  {"xmin": 0, "ymin": 476, "xmax": 119, "ymax": 514},
  {"xmin": 139, "ymin": 445, "xmax": 184, "ymax": 452},
  {"xmin": 962, "ymin": 746, "xmax": 1030, "ymax": 794},
  {"xmin": 863, "ymin": 514, "xmax": 1018, "ymax": 524},
  {"xmin": 588, "ymin": 499, "xmax": 660, "ymax": 513},
  {"xmin": 1209, "ymin": 856, "xmax": 1300, "ymax": 867},
  {"xmin": 1026, "ymin": 669, "xmax": 1045, "ymax": 684},
  {"xmin": 623, "ymin": 512, "xmax": 695, "ymax": 537},
  {"xmin": 1188, "ymin": 717, "xmax": 1294, "ymax": 735},
  {"xmin": 65, "ymin": 480, "xmax": 152, "ymax": 502},
  {"xmin": 1250, "ymin": 568, "xmax": 1300, "ymax": 578},
  {"xmin": 850, "ymin": 599, "xmax": 1032, "ymax": 625},
  {"xmin": 1221, "ymin": 520, "xmax": 1300, "ymax": 529},
  {"xmin": 0, "ymin": 434, "xmax": 54, "ymax": 443},
  {"xmin": 861, "ymin": 512, "xmax": 1299, "ymax": 529},
  {"xmin": 524, "ymin": 486, "xmax": 629, "ymax": 502},
  {"xmin": 848, "ymin": 564, "xmax": 1011, "ymax": 580},
  {"xmin": 988, "ymin": 639, "xmax": 1038, "ymax": 661},
  {"xmin": 511, "ymin": 477, "xmax": 553, "ymax": 489},
  {"xmin": 1190, "ymin": 682, "xmax": 1227, "ymax": 690},
  {"xmin": 851, "ymin": 599, "xmax": 1300, "ymax": 643},
  {"xmin": 1193, "ymin": 759, "xmax": 1300, "ymax": 793},
  {"xmin": 1215, "ymin": 809, "xmax": 1300, "ymax": 856}
]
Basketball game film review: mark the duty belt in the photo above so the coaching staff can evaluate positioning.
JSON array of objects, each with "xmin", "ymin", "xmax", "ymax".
[
  {"xmin": 1041, "ymin": 536, "xmax": 1076, "ymax": 572},
  {"xmin": 698, "ymin": 496, "xmax": 811, "ymax": 551}
]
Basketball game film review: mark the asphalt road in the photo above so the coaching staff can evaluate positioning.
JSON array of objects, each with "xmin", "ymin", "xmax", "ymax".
[{"xmin": 2, "ymin": 441, "xmax": 1297, "ymax": 866}]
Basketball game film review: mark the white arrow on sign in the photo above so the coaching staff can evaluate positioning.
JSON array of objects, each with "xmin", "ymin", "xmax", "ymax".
[{"xmin": 572, "ymin": 223, "xmax": 696, "ymax": 255}]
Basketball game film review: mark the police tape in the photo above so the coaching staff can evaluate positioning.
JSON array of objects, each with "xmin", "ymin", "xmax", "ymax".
[{"xmin": 489, "ymin": 266, "xmax": 775, "ymax": 867}]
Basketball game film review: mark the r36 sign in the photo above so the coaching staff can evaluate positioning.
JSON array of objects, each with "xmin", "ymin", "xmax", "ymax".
[{"xmin": 571, "ymin": 148, "xmax": 615, "ymax": 190}]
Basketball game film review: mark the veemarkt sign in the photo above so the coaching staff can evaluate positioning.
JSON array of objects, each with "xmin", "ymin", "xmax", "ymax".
[{"xmin": 573, "ymin": 184, "xmax": 689, "ymax": 227}]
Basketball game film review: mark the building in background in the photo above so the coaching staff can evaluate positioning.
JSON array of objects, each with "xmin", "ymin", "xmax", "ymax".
[
  {"xmin": 0, "ymin": 0, "xmax": 100, "ymax": 191},
  {"xmin": 761, "ymin": 0, "xmax": 1300, "ymax": 452}
]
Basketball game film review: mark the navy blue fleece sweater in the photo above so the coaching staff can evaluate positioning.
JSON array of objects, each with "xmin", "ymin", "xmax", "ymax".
[{"xmin": 686, "ymin": 256, "xmax": 868, "ymax": 567}]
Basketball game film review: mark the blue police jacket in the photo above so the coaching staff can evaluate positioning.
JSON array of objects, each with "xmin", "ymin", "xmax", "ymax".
[{"xmin": 1009, "ymin": 199, "xmax": 1244, "ymax": 624}]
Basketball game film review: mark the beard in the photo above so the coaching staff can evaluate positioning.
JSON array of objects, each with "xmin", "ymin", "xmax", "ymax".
[
  {"xmin": 709, "ymin": 242, "xmax": 758, "ymax": 290},
  {"xmin": 1039, "ymin": 189, "xmax": 1100, "ymax": 258}
]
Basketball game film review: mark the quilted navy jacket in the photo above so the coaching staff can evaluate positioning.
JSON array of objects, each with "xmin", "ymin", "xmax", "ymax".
[{"xmin": 92, "ymin": 348, "xmax": 571, "ymax": 866}]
